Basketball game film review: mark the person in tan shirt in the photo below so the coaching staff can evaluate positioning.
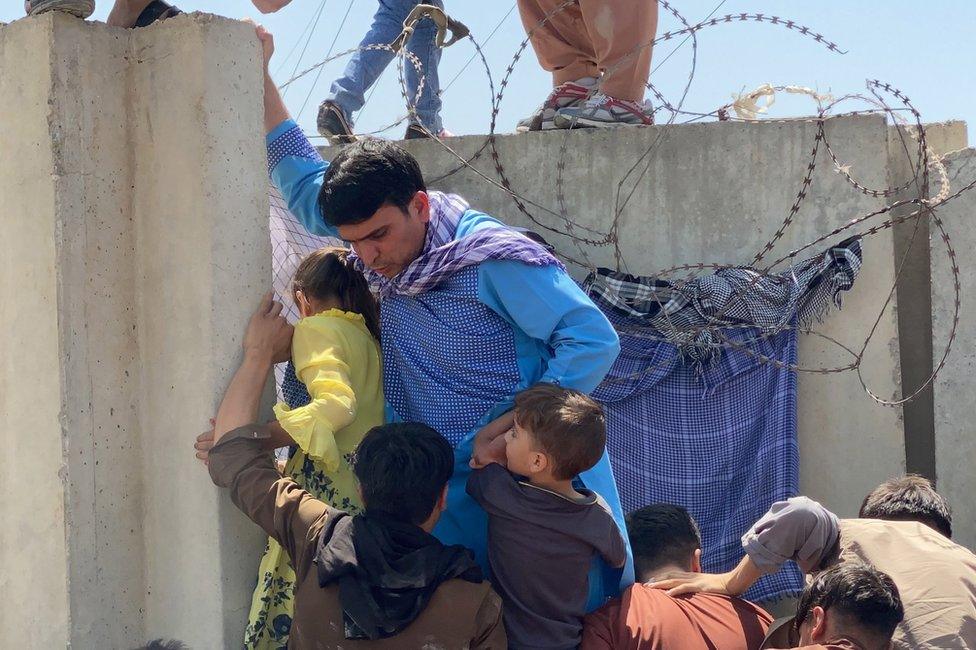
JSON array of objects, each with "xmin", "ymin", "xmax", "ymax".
[
  {"xmin": 581, "ymin": 504, "xmax": 773, "ymax": 649},
  {"xmin": 204, "ymin": 294, "xmax": 506, "ymax": 649},
  {"xmin": 650, "ymin": 476, "xmax": 976, "ymax": 649}
]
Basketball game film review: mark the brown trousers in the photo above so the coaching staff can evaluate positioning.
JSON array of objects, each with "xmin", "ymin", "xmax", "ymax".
[{"xmin": 517, "ymin": 0, "xmax": 658, "ymax": 102}]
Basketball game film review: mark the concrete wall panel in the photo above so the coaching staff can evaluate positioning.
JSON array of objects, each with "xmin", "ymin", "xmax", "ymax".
[
  {"xmin": 0, "ymin": 13, "xmax": 268, "ymax": 647},
  {"xmin": 0, "ymin": 17, "xmax": 71, "ymax": 649},
  {"xmin": 932, "ymin": 148, "xmax": 976, "ymax": 551}
]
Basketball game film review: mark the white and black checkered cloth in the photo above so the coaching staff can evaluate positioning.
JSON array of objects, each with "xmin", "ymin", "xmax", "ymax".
[
  {"xmin": 585, "ymin": 237, "xmax": 862, "ymax": 363},
  {"xmin": 587, "ymin": 237, "xmax": 862, "ymax": 603}
]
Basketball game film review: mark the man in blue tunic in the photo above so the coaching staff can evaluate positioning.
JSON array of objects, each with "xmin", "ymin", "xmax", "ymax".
[{"xmin": 257, "ymin": 25, "xmax": 633, "ymax": 603}]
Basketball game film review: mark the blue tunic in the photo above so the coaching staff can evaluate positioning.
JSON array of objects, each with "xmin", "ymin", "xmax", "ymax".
[{"xmin": 268, "ymin": 120, "xmax": 635, "ymax": 605}]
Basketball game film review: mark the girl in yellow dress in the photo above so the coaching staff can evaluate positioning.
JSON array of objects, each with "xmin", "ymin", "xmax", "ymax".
[{"xmin": 244, "ymin": 247, "xmax": 383, "ymax": 649}]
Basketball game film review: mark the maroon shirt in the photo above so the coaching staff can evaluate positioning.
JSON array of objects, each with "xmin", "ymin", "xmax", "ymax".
[{"xmin": 582, "ymin": 583, "xmax": 773, "ymax": 650}]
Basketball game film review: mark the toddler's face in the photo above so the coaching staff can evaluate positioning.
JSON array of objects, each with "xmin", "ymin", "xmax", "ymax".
[{"xmin": 504, "ymin": 421, "xmax": 538, "ymax": 477}]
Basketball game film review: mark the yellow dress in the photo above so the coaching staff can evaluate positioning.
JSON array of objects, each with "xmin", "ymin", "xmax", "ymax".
[{"xmin": 243, "ymin": 309, "xmax": 383, "ymax": 650}]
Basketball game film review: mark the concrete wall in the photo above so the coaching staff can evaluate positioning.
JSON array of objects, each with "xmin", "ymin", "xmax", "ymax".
[
  {"xmin": 932, "ymin": 147, "xmax": 976, "ymax": 551},
  {"xmin": 0, "ymin": 17, "xmax": 71, "ymax": 649},
  {"xmin": 0, "ymin": 13, "xmax": 269, "ymax": 648},
  {"xmin": 373, "ymin": 117, "xmax": 908, "ymax": 518}
]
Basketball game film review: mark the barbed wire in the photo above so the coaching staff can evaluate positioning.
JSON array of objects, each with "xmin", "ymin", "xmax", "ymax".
[{"xmin": 272, "ymin": 1, "xmax": 973, "ymax": 406}]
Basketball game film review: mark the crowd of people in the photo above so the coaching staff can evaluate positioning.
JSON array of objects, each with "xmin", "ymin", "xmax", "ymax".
[{"xmin": 22, "ymin": 1, "xmax": 976, "ymax": 649}]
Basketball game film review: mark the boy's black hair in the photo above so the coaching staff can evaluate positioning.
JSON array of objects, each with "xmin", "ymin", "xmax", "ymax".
[
  {"xmin": 859, "ymin": 474, "xmax": 952, "ymax": 538},
  {"xmin": 319, "ymin": 138, "xmax": 426, "ymax": 227},
  {"xmin": 794, "ymin": 563, "xmax": 904, "ymax": 643},
  {"xmin": 625, "ymin": 504, "xmax": 701, "ymax": 577},
  {"xmin": 353, "ymin": 422, "xmax": 453, "ymax": 526}
]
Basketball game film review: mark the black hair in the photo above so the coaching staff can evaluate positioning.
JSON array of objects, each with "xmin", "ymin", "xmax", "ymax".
[
  {"xmin": 133, "ymin": 640, "xmax": 189, "ymax": 650},
  {"xmin": 353, "ymin": 422, "xmax": 453, "ymax": 526},
  {"xmin": 626, "ymin": 504, "xmax": 701, "ymax": 578},
  {"xmin": 859, "ymin": 474, "xmax": 952, "ymax": 538},
  {"xmin": 794, "ymin": 563, "xmax": 904, "ymax": 644},
  {"xmin": 319, "ymin": 138, "xmax": 426, "ymax": 227}
]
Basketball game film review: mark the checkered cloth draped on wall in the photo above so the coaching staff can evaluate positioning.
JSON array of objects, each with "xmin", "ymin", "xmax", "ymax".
[{"xmin": 585, "ymin": 237, "xmax": 862, "ymax": 603}]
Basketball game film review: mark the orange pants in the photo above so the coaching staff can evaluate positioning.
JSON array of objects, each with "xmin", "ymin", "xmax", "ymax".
[{"xmin": 517, "ymin": 0, "xmax": 658, "ymax": 102}]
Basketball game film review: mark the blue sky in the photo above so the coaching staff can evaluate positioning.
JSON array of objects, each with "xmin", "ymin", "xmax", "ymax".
[{"xmin": 5, "ymin": 1, "xmax": 974, "ymax": 143}]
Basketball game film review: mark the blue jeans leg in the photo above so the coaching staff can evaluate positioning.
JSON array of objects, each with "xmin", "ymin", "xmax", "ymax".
[
  {"xmin": 326, "ymin": 0, "xmax": 443, "ymax": 132},
  {"xmin": 404, "ymin": 0, "xmax": 443, "ymax": 132}
]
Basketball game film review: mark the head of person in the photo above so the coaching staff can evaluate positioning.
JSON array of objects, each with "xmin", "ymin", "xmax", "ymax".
[
  {"xmin": 859, "ymin": 474, "xmax": 952, "ymax": 538},
  {"xmin": 793, "ymin": 563, "xmax": 903, "ymax": 650},
  {"xmin": 319, "ymin": 139, "xmax": 429, "ymax": 279},
  {"xmin": 291, "ymin": 246, "xmax": 381, "ymax": 340},
  {"xmin": 507, "ymin": 383, "xmax": 606, "ymax": 482},
  {"xmin": 625, "ymin": 504, "xmax": 702, "ymax": 582},
  {"xmin": 353, "ymin": 422, "xmax": 454, "ymax": 531},
  {"xmin": 135, "ymin": 641, "xmax": 188, "ymax": 650}
]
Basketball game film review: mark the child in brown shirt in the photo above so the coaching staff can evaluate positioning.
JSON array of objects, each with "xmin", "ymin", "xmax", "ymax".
[{"xmin": 467, "ymin": 384, "xmax": 628, "ymax": 650}]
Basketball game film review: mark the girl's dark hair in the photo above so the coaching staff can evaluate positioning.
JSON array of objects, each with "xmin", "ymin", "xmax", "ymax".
[{"xmin": 292, "ymin": 247, "xmax": 381, "ymax": 340}]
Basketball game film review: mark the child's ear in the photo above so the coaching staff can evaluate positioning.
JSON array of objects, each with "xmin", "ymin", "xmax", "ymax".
[
  {"xmin": 529, "ymin": 451, "xmax": 548, "ymax": 475},
  {"xmin": 295, "ymin": 290, "xmax": 313, "ymax": 317}
]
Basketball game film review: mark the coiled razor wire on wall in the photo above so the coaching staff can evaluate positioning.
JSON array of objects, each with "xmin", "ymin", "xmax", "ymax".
[{"xmin": 269, "ymin": 1, "xmax": 974, "ymax": 408}]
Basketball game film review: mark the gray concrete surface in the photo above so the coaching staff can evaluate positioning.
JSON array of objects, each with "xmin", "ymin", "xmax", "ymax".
[
  {"xmin": 932, "ymin": 147, "xmax": 976, "ymax": 552},
  {"xmin": 363, "ymin": 116, "xmax": 908, "ymax": 518},
  {"xmin": 0, "ymin": 13, "xmax": 269, "ymax": 648}
]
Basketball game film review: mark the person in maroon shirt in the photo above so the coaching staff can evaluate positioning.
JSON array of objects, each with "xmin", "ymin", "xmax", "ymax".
[{"xmin": 581, "ymin": 504, "xmax": 772, "ymax": 649}]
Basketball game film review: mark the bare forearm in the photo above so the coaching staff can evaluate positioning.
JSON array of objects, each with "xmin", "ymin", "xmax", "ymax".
[
  {"xmin": 214, "ymin": 351, "xmax": 274, "ymax": 443},
  {"xmin": 725, "ymin": 555, "xmax": 764, "ymax": 596},
  {"xmin": 264, "ymin": 71, "xmax": 290, "ymax": 134}
]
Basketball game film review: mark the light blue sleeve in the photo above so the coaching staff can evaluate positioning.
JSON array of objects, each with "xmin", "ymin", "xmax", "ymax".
[
  {"xmin": 477, "ymin": 259, "xmax": 620, "ymax": 393},
  {"xmin": 266, "ymin": 119, "xmax": 338, "ymax": 239}
]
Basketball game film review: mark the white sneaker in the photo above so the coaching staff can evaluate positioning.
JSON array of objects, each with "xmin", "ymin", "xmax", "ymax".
[
  {"xmin": 516, "ymin": 77, "xmax": 598, "ymax": 132},
  {"xmin": 553, "ymin": 93, "xmax": 655, "ymax": 129}
]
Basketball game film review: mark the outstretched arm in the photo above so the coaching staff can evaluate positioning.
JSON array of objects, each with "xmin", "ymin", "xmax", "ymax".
[
  {"xmin": 253, "ymin": 22, "xmax": 338, "ymax": 238},
  {"xmin": 214, "ymin": 293, "xmax": 293, "ymax": 443},
  {"xmin": 647, "ymin": 497, "xmax": 841, "ymax": 596}
]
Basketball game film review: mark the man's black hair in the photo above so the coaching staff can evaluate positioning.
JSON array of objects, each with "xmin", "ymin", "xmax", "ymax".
[
  {"xmin": 134, "ymin": 640, "xmax": 189, "ymax": 650},
  {"xmin": 353, "ymin": 422, "xmax": 453, "ymax": 526},
  {"xmin": 625, "ymin": 504, "xmax": 701, "ymax": 578},
  {"xmin": 794, "ymin": 563, "xmax": 904, "ymax": 643},
  {"xmin": 318, "ymin": 138, "xmax": 426, "ymax": 227},
  {"xmin": 859, "ymin": 474, "xmax": 952, "ymax": 538}
]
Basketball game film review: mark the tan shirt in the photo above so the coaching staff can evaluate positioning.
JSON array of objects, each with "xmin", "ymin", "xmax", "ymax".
[
  {"xmin": 581, "ymin": 584, "xmax": 772, "ymax": 649},
  {"xmin": 743, "ymin": 497, "xmax": 976, "ymax": 650},
  {"xmin": 210, "ymin": 426, "xmax": 507, "ymax": 649},
  {"xmin": 836, "ymin": 519, "xmax": 976, "ymax": 650}
]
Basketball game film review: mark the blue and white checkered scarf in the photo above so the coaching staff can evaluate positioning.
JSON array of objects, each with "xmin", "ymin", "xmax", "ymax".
[{"xmin": 352, "ymin": 191, "xmax": 565, "ymax": 299}]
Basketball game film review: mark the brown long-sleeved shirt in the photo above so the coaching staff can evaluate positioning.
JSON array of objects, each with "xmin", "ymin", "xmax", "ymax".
[
  {"xmin": 743, "ymin": 497, "xmax": 976, "ymax": 650},
  {"xmin": 209, "ymin": 426, "xmax": 507, "ymax": 649}
]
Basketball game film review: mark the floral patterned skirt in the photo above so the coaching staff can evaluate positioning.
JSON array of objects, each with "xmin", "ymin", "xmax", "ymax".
[{"xmin": 243, "ymin": 448, "xmax": 361, "ymax": 649}]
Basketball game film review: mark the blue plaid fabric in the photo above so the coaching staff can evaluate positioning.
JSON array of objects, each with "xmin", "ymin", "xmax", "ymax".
[
  {"xmin": 593, "ymin": 314, "xmax": 803, "ymax": 602},
  {"xmin": 587, "ymin": 237, "xmax": 862, "ymax": 603}
]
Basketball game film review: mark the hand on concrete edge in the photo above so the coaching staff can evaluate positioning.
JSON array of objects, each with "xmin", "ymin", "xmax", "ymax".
[
  {"xmin": 195, "ymin": 418, "xmax": 216, "ymax": 466},
  {"xmin": 243, "ymin": 292, "xmax": 293, "ymax": 365},
  {"xmin": 243, "ymin": 19, "xmax": 275, "ymax": 70}
]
